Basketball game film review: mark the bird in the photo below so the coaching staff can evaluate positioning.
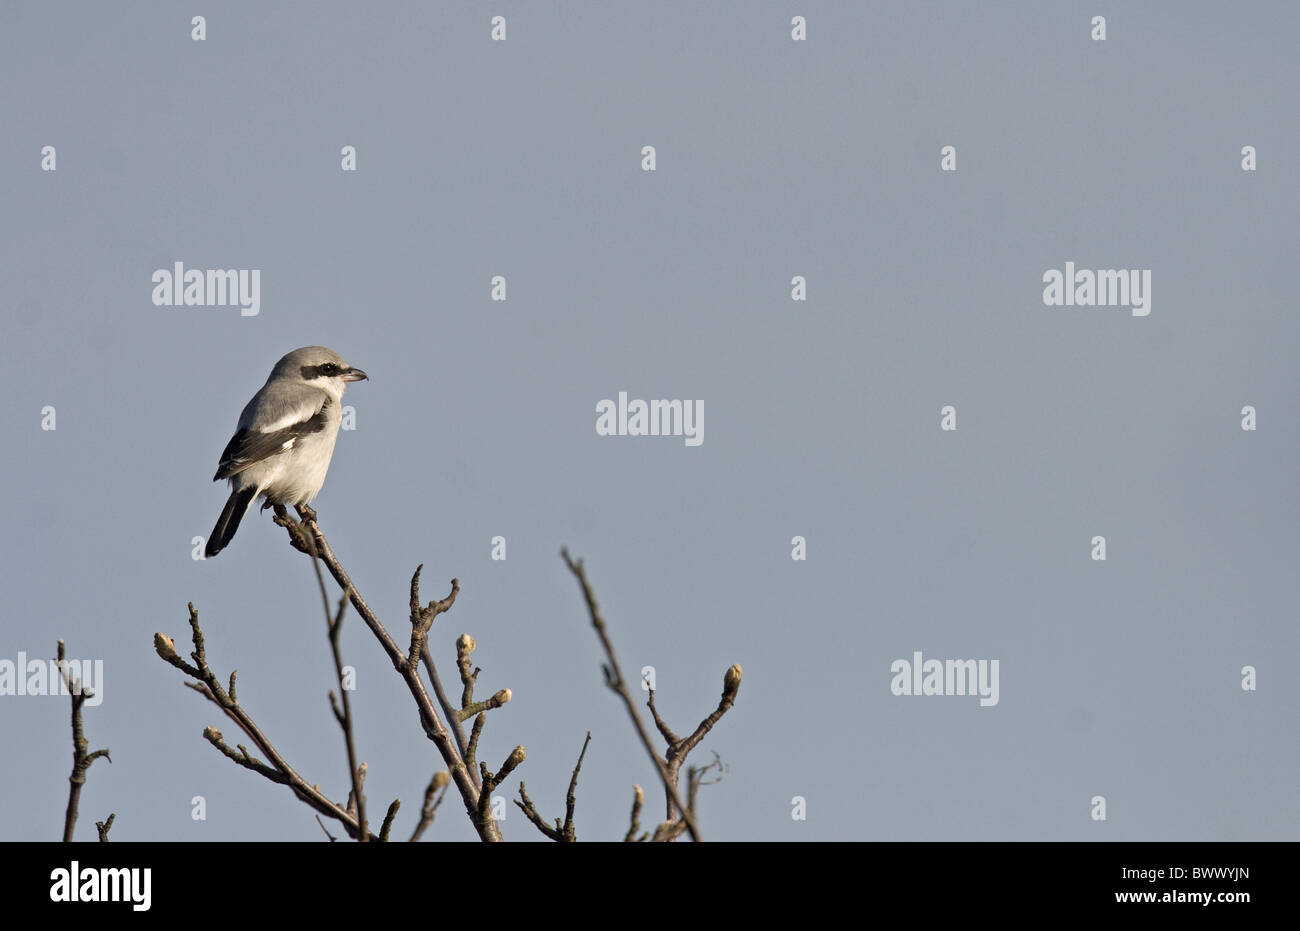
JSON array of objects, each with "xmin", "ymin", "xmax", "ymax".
[{"xmin": 205, "ymin": 346, "xmax": 367, "ymax": 558}]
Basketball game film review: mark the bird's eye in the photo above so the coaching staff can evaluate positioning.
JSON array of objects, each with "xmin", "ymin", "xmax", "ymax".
[{"xmin": 322, "ymin": 364, "xmax": 337, "ymax": 375}]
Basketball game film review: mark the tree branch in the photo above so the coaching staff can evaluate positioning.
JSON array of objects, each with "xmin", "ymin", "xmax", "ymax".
[
  {"xmin": 57, "ymin": 640, "xmax": 111, "ymax": 842},
  {"xmin": 659, "ymin": 664, "xmax": 742, "ymax": 824},
  {"xmin": 379, "ymin": 799, "xmax": 401, "ymax": 841},
  {"xmin": 647, "ymin": 688, "xmax": 680, "ymax": 745},
  {"xmin": 624, "ymin": 784, "xmax": 647, "ymax": 842},
  {"xmin": 409, "ymin": 771, "xmax": 450, "ymax": 842},
  {"xmin": 560, "ymin": 549, "xmax": 702, "ymax": 842},
  {"xmin": 422, "ymin": 644, "xmax": 475, "ymax": 786},
  {"xmin": 478, "ymin": 746, "xmax": 526, "ymax": 827},
  {"xmin": 272, "ymin": 510, "xmax": 504, "ymax": 842},
  {"xmin": 515, "ymin": 732, "xmax": 590, "ymax": 841},
  {"xmin": 154, "ymin": 608, "xmax": 380, "ymax": 841},
  {"xmin": 322, "ymin": 580, "xmax": 367, "ymax": 841}
]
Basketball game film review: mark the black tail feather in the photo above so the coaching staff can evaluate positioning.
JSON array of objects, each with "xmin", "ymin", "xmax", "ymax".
[{"xmin": 205, "ymin": 486, "xmax": 257, "ymax": 558}]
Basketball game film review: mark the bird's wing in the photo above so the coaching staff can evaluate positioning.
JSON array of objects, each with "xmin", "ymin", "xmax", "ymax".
[{"xmin": 213, "ymin": 384, "xmax": 333, "ymax": 481}]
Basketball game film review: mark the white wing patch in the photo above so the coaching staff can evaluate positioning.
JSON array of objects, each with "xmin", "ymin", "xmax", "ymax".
[
  {"xmin": 214, "ymin": 392, "xmax": 332, "ymax": 482},
  {"xmin": 262, "ymin": 411, "xmax": 315, "ymax": 432}
]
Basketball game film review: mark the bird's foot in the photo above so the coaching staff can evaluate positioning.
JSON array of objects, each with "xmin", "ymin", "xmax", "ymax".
[
  {"xmin": 270, "ymin": 504, "xmax": 314, "ymax": 555},
  {"xmin": 296, "ymin": 504, "xmax": 318, "ymax": 524}
]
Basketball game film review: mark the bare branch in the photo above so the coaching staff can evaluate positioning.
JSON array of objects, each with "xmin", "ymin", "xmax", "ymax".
[
  {"xmin": 657, "ymin": 665, "xmax": 742, "ymax": 832},
  {"xmin": 270, "ymin": 509, "xmax": 404, "ymax": 665},
  {"xmin": 459, "ymin": 688, "xmax": 511, "ymax": 722},
  {"xmin": 647, "ymin": 688, "xmax": 680, "ymax": 745},
  {"xmin": 407, "ymin": 565, "xmax": 460, "ymax": 667},
  {"xmin": 515, "ymin": 783, "xmax": 561, "ymax": 840},
  {"xmin": 410, "ymin": 771, "xmax": 450, "ymax": 842},
  {"xmin": 650, "ymin": 818, "xmax": 689, "ymax": 842},
  {"xmin": 321, "ymin": 576, "xmax": 366, "ymax": 841},
  {"xmin": 345, "ymin": 762, "xmax": 368, "ymax": 820},
  {"xmin": 560, "ymin": 550, "xmax": 701, "ymax": 842},
  {"xmin": 379, "ymin": 799, "xmax": 401, "ymax": 841},
  {"xmin": 672, "ymin": 665, "xmax": 742, "ymax": 763},
  {"xmin": 270, "ymin": 512, "xmax": 503, "ymax": 842},
  {"xmin": 624, "ymin": 784, "xmax": 647, "ymax": 842},
  {"xmin": 422, "ymin": 644, "xmax": 474, "ymax": 785},
  {"xmin": 410, "ymin": 567, "xmax": 476, "ymax": 788},
  {"xmin": 650, "ymin": 755, "xmax": 725, "ymax": 844},
  {"xmin": 57, "ymin": 639, "xmax": 111, "ymax": 842},
  {"xmin": 688, "ymin": 752, "xmax": 728, "ymax": 816},
  {"xmin": 155, "ymin": 610, "xmax": 380, "ymax": 841},
  {"xmin": 466, "ymin": 713, "xmax": 486, "ymax": 772},
  {"xmin": 515, "ymin": 732, "xmax": 591, "ymax": 842},
  {"xmin": 556, "ymin": 733, "xmax": 592, "ymax": 837},
  {"xmin": 456, "ymin": 633, "xmax": 479, "ymax": 708},
  {"xmin": 95, "ymin": 813, "xmax": 115, "ymax": 842},
  {"xmin": 478, "ymin": 746, "xmax": 526, "ymax": 828}
]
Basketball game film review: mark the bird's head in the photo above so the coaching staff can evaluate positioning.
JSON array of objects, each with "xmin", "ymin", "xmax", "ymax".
[{"xmin": 271, "ymin": 346, "xmax": 368, "ymax": 399}]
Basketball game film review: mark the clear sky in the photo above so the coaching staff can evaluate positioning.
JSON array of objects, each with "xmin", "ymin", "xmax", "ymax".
[{"xmin": 1, "ymin": 1, "xmax": 1296, "ymax": 841}]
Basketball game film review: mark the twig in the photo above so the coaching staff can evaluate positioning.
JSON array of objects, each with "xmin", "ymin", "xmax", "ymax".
[
  {"xmin": 95, "ymin": 813, "xmax": 115, "ymax": 842},
  {"xmin": 422, "ymin": 644, "xmax": 475, "ymax": 786},
  {"xmin": 410, "ymin": 771, "xmax": 450, "ymax": 842},
  {"xmin": 322, "ymin": 580, "xmax": 367, "ymax": 841},
  {"xmin": 449, "ymin": 633, "xmax": 510, "ymax": 773},
  {"xmin": 560, "ymin": 550, "xmax": 702, "ymax": 842},
  {"xmin": 345, "ymin": 762, "xmax": 368, "ymax": 820},
  {"xmin": 563, "ymin": 732, "xmax": 592, "ymax": 831},
  {"xmin": 154, "ymin": 608, "xmax": 380, "ymax": 841},
  {"xmin": 650, "ymin": 817, "xmax": 690, "ymax": 842},
  {"xmin": 687, "ymin": 752, "xmax": 728, "ymax": 815},
  {"xmin": 646, "ymin": 689, "xmax": 680, "ymax": 745},
  {"xmin": 648, "ymin": 755, "xmax": 726, "ymax": 842},
  {"xmin": 379, "ymin": 799, "xmax": 401, "ymax": 841},
  {"xmin": 57, "ymin": 640, "xmax": 111, "ymax": 842},
  {"xmin": 478, "ymin": 746, "xmax": 526, "ymax": 827},
  {"xmin": 466, "ymin": 713, "xmax": 486, "ymax": 772},
  {"xmin": 456, "ymin": 633, "xmax": 479, "ymax": 709},
  {"xmin": 460, "ymin": 688, "xmax": 512, "ymax": 722},
  {"xmin": 658, "ymin": 665, "xmax": 741, "ymax": 827},
  {"xmin": 624, "ymin": 784, "xmax": 647, "ymax": 842},
  {"xmin": 515, "ymin": 732, "xmax": 591, "ymax": 841},
  {"xmin": 271, "ymin": 511, "xmax": 503, "ymax": 842}
]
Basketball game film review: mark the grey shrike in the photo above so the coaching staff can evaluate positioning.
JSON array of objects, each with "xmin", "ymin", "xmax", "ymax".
[{"xmin": 205, "ymin": 346, "xmax": 367, "ymax": 558}]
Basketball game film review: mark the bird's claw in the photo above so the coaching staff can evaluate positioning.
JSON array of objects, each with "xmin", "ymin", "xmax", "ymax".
[{"xmin": 267, "ymin": 505, "xmax": 313, "ymax": 554}]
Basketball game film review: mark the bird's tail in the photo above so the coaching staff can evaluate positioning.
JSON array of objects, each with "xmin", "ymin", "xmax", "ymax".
[{"xmin": 205, "ymin": 486, "xmax": 258, "ymax": 558}]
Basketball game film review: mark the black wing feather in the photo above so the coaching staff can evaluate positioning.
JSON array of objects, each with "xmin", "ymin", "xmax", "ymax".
[{"xmin": 212, "ymin": 399, "xmax": 331, "ymax": 481}]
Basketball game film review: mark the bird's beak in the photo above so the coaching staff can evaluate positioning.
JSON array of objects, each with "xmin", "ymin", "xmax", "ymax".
[{"xmin": 343, "ymin": 367, "xmax": 368, "ymax": 382}]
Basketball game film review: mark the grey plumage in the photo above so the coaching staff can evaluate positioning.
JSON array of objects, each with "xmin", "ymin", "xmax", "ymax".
[{"xmin": 205, "ymin": 346, "xmax": 367, "ymax": 558}]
